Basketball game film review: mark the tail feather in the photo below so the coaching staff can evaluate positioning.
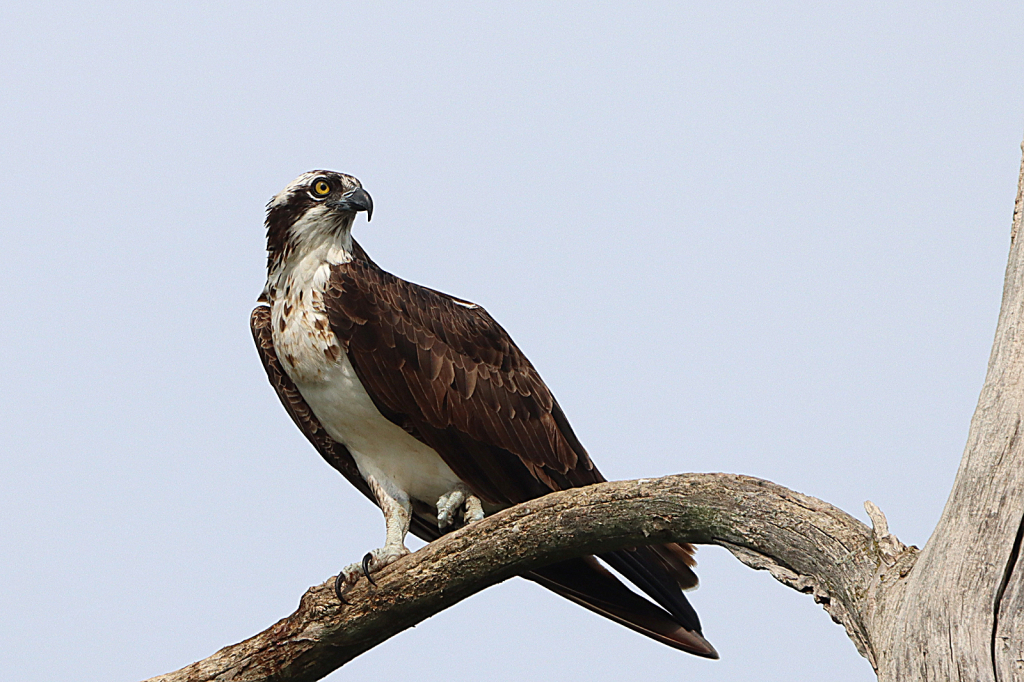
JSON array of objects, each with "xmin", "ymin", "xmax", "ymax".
[
  {"xmin": 652, "ymin": 542, "xmax": 700, "ymax": 589},
  {"xmin": 599, "ymin": 547, "xmax": 702, "ymax": 632},
  {"xmin": 525, "ymin": 556, "xmax": 718, "ymax": 659}
]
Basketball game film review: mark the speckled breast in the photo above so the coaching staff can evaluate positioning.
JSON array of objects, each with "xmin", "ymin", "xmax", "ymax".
[{"xmin": 270, "ymin": 279, "xmax": 345, "ymax": 385}]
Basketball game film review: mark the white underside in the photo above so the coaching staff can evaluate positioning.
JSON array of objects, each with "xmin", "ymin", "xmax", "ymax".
[
  {"xmin": 269, "ymin": 235, "xmax": 463, "ymax": 511},
  {"xmin": 294, "ymin": 352, "xmax": 463, "ymax": 506}
]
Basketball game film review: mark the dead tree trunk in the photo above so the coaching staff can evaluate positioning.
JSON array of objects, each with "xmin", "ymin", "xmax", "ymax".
[
  {"xmin": 143, "ymin": 142, "xmax": 1024, "ymax": 682},
  {"xmin": 868, "ymin": 143, "xmax": 1024, "ymax": 681}
]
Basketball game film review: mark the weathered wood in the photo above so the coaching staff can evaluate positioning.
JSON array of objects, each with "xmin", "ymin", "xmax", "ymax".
[
  {"xmin": 142, "ymin": 474, "xmax": 886, "ymax": 682},
  {"xmin": 869, "ymin": 143, "xmax": 1024, "ymax": 682},
  {"xmin": 144, "ymin": 139, "xmax": 1024, "ymax": 682},
  {"xmin": 991, "ymin": 147, "xmax": 1024, "ymax": 682}
]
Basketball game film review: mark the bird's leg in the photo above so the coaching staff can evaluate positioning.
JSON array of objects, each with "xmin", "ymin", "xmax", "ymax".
[
  {"xmin": 335, "ymin": 476, "xmax": 411, "ymax": 600},
  {"xmin": 436, "ymin": 483, "xmax": 485, "ymax": 529}
]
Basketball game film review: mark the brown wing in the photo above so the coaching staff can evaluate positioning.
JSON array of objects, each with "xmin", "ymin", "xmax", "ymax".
[
  {"xmin": 321, "ymin": 256, "xmax": 701, "ymax": 578},
  {"xmin": 323, "ymin": 257, "xmax": 600, "ymax": 505}
]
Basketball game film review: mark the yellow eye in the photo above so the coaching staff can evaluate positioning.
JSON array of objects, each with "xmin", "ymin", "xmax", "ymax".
[{"xmin": 312, "ymin": 179, "xmax": 331, "ymax": 196}]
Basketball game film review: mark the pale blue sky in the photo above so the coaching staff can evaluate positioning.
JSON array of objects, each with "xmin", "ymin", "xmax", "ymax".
[{"xmin": 2, "ymin": 2, "xmax": 1023, "ymax": 681}]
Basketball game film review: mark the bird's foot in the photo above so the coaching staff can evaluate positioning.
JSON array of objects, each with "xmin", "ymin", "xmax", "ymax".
[
  {"xmin": 464, "ymin": 495, "xmax": 484, "ymax": 523},
  {"xmin": 335, "ymin": 544, "xmax": 410, "ymax": 602},
  {"xmin": 437, "ymin": 486, "xmax": 485, "ymax": 529},
  {"xmin": 436, "ymin": 489, "xmax": 465, "ymax": 528}
]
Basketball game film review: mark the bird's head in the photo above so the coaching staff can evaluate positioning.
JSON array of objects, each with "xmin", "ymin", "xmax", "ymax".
[{"xmin": 264, "ymin": 170, "xmax": 373, "ymax": 273}]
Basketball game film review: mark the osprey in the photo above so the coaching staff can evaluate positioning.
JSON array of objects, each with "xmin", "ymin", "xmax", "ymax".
[{"xmin": 251, "ymin": 170, "xmax": 717, "ymax": 658}]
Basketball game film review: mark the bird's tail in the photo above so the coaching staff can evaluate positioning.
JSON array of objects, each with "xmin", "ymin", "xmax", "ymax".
[{"xmin": 524, "ymin": 550, "xmax": 718, "ymax": 658}]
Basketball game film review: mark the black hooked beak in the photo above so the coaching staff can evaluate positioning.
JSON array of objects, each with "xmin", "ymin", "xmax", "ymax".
[{"xmin": 328, "ymin": 187, "xmax": 373, "ymax": 221}]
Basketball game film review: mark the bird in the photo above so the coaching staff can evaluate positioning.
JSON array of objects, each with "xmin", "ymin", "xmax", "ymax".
[{"xmin": 250, "ymin": 170, "xmax": 717, "ymax": 658}]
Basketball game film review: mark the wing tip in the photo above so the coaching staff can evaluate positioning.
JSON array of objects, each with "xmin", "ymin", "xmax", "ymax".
[
  {"xmin": 585, "ymin": 598, "xmax": 719, "ymax": 659},
  {"xmin": 663, "ymin": 627, "xmax": 719, "ymax": 659},
  {"xmin": 526, "ymin": 559, "xmax": 719, "ymax": 660}
]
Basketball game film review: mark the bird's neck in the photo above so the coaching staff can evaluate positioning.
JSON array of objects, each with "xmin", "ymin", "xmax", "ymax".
[{"xmin": 266, "ymin": 228, "xmax": 354, "ymax": 300}]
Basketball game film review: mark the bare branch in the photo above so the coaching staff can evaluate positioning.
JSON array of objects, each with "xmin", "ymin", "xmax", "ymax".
[{"xmin": 144, "ymin": 473, "xmax": 888, "ymax": 682}]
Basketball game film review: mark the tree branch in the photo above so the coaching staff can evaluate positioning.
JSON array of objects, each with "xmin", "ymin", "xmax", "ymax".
[{"xmin": 144, "ymin": 473, "xmax": 895, "ymax": 682}]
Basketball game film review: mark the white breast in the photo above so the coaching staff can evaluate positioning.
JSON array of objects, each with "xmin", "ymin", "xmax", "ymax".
[
  {"xmin": 271, "ymin": 251, "xmax": 462, "ymax": 506},
  {"xmin": 295, "ymin": 353, "xmax": 463, "ymax": 504}
]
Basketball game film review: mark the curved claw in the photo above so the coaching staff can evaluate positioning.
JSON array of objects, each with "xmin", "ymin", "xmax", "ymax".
[
  {"xmin": 334, "ymin": 573, "xmax": 350, "ymax": 605},
  {"xmin": 362, "ymin": 552, "xmax": 377, "ymax": 586}
]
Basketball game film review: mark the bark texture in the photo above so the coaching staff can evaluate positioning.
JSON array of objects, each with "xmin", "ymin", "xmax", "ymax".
[
  {"xmin": 144, "ymin": 142, "xmax": 1024, "ymax": 682},
  {"xmin": 142, "ymin": 474, "xmax": 884, "ymax": 682},
  {"xmin": 868, "ymin": 143, "xmax": 1024, "ymax": 682}
]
